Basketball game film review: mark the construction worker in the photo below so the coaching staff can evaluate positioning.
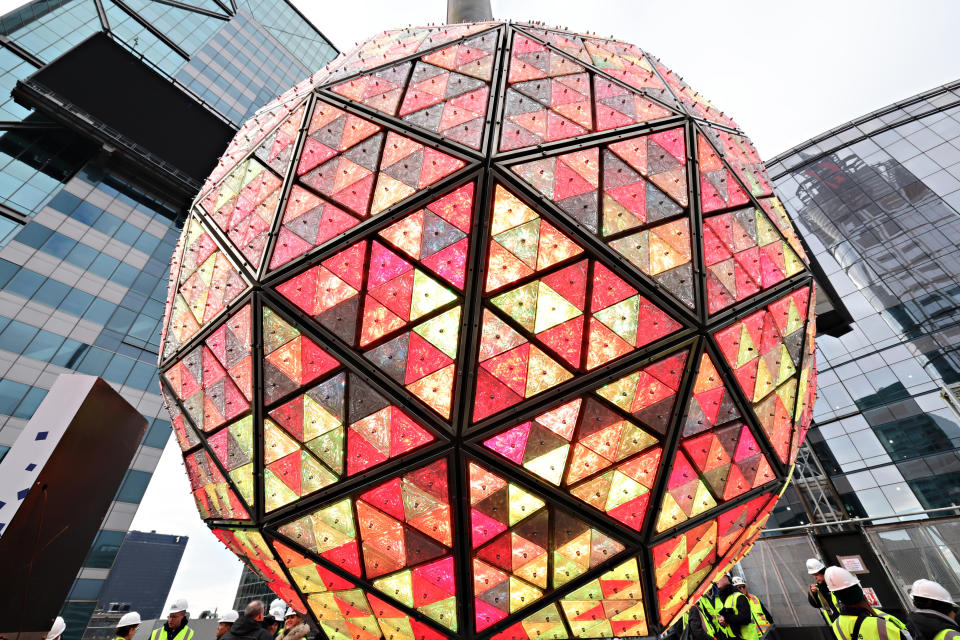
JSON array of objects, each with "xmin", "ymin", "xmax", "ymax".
[
  {"xmin": 278, "ymin": 608, "xmax": 309, "ymax": 640},
  {"xmin": 825, "ymin": 566, "xmax": 911, "ymax": 640},
  {"xmin": 217, "ymin": 611, "xmax": 238, "ymax": 640},
  {"xmin": 222, "ymin": 601, "xmax": 275, "ymax": 640},
  {"xmin": 44, "ymin": 617, "xmax": 66, "ymax": 640},
  {"xmin": 683, "ymin": 594, "xmax": 727, "ymax": 640},
  {"xmin": 116, "ymin": 612, "xmax": 141, "ymax": 640},
  {"xmin": 151, "ymin": 599, "xmax": 194, "ymax": 640},
  {"xmin": 807, "ymin": 558, "xmax": 841, "ymax": 624},
  {"xmin": 260, "ymin": 615, "xmax": 279, "ymax": 639},
  {"xmin": 733, "ymin": 576, "xmax": 773, "ymax": 637},
  {"xmin": 717, "ymin": 574, "xmax": 761, "ymax": 640},
  {"xmin": 907, "ymin": 579, "xmax": 958, "ymax": 640}
]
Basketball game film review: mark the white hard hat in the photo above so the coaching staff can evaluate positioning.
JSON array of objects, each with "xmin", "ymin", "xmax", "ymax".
[
  {"xmin": 806, "ymin": 558, "xmax": 826, "ymax": 574},
  {"xmin": 284, "ymin": 607, "xmax": 300, "ymax": 619},
  {"xmin": 168, "ymin": 599, "xmax": 188, "ymax": 614},
  {"xmin": 118, "ymin": 612, "xmax": 141, "ymax": 627},
  {"xmin": 218, "ymin": 610, "xmax": 239, "ymax": 624},
  {"xmin": 825, "ymin": 566, "xmax": 860, "ymax": 592},
  {"xmin": 269, "ymin": 599, "xmax": 285, "ymax": 617},
  {"xmin": 46, "ymin": 616, "xmax": 66, "ymax": 640},
  {"xmin": 911, "ymin": 579, "xmax": 955, "ymax": 604},
  {"xmin": 732, "ymin": 576, "xmax": 746, "ymax": 586}
]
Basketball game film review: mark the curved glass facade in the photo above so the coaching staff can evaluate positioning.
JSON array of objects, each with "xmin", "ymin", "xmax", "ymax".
[{"xmin": 767, "ymin": 81, "xmax": 960, "ymax": 523}]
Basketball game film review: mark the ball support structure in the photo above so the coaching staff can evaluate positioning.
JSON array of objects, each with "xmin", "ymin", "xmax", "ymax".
[{"xmin": 158, "ymin": 21, "xmax": 816, "ymax": 640}]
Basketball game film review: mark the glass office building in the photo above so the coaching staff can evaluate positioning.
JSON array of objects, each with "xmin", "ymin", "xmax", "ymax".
[
  {"xmin": 0, "ymin": 2, "xmax": 337, "ymax": 638},
  {"xmin": 93, "ymin": 531, "xmax": 188, "ymax": 622},
  {"xmin": 765, "ymin": 80, "xmax": 960, "ymax": 525}
]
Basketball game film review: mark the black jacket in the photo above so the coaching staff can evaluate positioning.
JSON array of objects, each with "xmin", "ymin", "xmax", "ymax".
[
  {"xmin": 908, "ymin": 609, "xmax": 960, "ymax": 640},
  {"xmin": 719, "ymin": 585, "xmax": 753, "ymax": 638},
  {"xmin": 686, "ymin": 600, "xmax": 717, "ymax": 640},
  {"xmin": 222, "ymin": 616, "xmax": 275, "ymax": 640}
]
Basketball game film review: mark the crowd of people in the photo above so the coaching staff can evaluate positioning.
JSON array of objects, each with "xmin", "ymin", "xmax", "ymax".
[
  {"xmin": 37, "ymin": 563, "xmax": 958, "ymax": 640},
  {"xmin": 680, "ymin": 558, "xmax": 958, "ymax": 640},
  {"xmin": 41, "ymin": 598, "xmax": 310, "ymax": 640}
]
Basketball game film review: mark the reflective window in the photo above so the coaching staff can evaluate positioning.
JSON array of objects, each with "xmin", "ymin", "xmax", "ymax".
[
  {"xmin": 83, "ymin": 529, "xmax": 126, "ymax": 569},
  {"xmin": 771, "ymin": 84, "xmax": 960, "ymax": 521},
  {"xmin": 115, "ymin": 469, "xmax": 151, "ymax": 503}
]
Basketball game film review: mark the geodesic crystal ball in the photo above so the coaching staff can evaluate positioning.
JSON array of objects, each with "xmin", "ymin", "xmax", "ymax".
[{"xmin": 159, "ymin": 20, "xmax": 817, "ymax": 639}]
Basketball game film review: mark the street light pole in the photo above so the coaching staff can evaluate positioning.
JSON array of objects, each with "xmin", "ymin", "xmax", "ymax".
[{"xmin": 446, "ymin": 0, "xmax": 492, "ymax": 23}]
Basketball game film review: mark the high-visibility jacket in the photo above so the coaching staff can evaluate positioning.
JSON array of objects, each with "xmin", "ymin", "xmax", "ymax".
[
  {"xmin": 934, "ymin": 630, "xmax": 960, "ymax": 640},
  {"xmin": 150, "ymin": 625, "xmax": 194, "ymax": 640},
  {"xmin": 814, "ymin": 587, "xmax": 842, "ymax": 624},
  {"xmin": 684, "ymin": 598, "xmax": 722, "ymax": 638},
  {"xmin": 874, "ymin": 610, "xmax": 907, "ymax": 631},
  {"xmin": 703, "ymin": 596, "xmax": 734, "ymax": 639},
  {"xmin": 746, "ymin": 594, "xmax": 771, "ymax": 634},
  {"xmin": 701, "ymin": 598, "xmax": 724, "ymax": 637},
  {"xmin": 723, "ymin": 592, "xmax": 761, "ymax": 640},
  {"xmin": 830, "ymin": 612, "xmax": 912, "ymax": 640}
]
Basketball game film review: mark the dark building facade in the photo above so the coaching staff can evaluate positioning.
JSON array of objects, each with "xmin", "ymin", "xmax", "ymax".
[
  {"xmin": 95, "ymin": 530, "xmax": 188, "ymax": 621},
  {"xmin": 232, "ymin": 565, "xmax": 276, "ymax": 614},
  {"xmin": 764, "ymin": 80, "xmax": 960, "ymax": 527},
  {"xmin": 0, "ymin": 2, "xmax": 338, "ymax": 638}
]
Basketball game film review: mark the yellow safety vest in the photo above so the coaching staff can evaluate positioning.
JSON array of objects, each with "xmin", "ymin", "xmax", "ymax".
[
  {"xmin": 700, "ymin": 598, "xmax": 722, "ymax": 637},
  {"xmin": 703, "ymin": 596, "xmax": 733, "ymax": 639},
  {"xmin": 934, "ymin": 630, "xmax": 960, "ymax": 640},
  {"xmin": 830, "ymin": 613, "xmax": 906, "ymax": 640},
  {"xmin": 723, "ymin": 592, "xmax": 760, "ymax": 640},
  {"xmin": 746, "ymin": 594, "xmax": 771, "ymax": 633},
  {"xmin": 150, "ymin": 626, "xmax": 194, "ymax": 640},
  {"xmin": 815, "ymin": 588, "xmax": 841, "ymax": 624},
  {"xmin": 872, "ymin": 610, "xmax": 907, "ymax": 632},
  {"xmin": 683, "ymin": 597, "xmax": 729, "ymax": 637}
]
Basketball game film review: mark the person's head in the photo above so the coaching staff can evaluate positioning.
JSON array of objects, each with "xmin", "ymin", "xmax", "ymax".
[
  {"xmin": 283, "ymin": 609, "xmax": 302, "ymax": 630},
  {"xmin": 262, "ymin": 616, "xmax": 279, "ymax": 634},
  {"xmin": 825, "ymin": 567, "xmax": 866, "ymax": 606},
  {"xmin": 807, "ymin": 558, "xmax": 827, "ymax": 584},
  {"xmin": 732, "ymin": 576, "xmax": 747, "ymax": 594},
  {"xmin": 245, "ymin": 601, "xmax": 265, "ymax": 623},
  {"xmin": 717, "ymin": 575, "xmax": 731, "ymax": 589},
  {"xmin": 167, "ymin": 599, "xmax": 188, "ymax": 628},
  {"xmin": 911, "ymin": 579, "xmax": 957, "ymax": 618},
  {"xmin": 217, "ymin": 611, "xmax": 238, "ymax": 638},
  {"xmin": 116, "ymin": 612, "xmax": 141, "ymax": 640}
]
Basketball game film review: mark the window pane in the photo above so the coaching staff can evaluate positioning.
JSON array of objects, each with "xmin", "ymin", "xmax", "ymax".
[
  {"xmin": 116, "ymin": 469, "xmax": 151, "ymax": 503},
  {"xmin": 83, "ymin": 530, "xmax": 126, "ymax": 569}
]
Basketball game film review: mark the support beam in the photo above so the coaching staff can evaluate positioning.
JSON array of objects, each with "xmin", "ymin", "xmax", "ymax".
[{"xmin": 446, "ymin": 0, "xmax": 492, "ymax": 23}]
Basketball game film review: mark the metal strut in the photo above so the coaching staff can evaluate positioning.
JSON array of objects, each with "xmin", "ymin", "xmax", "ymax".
[{"xmin": 447, "ymin": 0, "xmax": 493, "ymax": 23}]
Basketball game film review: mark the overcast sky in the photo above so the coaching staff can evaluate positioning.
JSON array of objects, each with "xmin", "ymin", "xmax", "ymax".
[{"xmin": 70, "ymin": 0, "xmax": 960, "ymax": 619}]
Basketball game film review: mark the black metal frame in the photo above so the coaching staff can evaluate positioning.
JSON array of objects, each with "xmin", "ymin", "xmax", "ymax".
[{"xmin": 157, "ymin": 22, "xmax": 817, "ymax": 640}]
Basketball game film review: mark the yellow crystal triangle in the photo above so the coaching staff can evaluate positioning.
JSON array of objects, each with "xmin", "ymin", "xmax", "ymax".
[
  {"xmin": 410, "ymin": 269, "xmax": 457, "ymax": 321},
  {"xmin": 508, "ymin": 483, "xmax": 546, "ymax": 526},
  {"xmin": 534, "ymin": 281, "xmax": 582, "ymax": 334}
]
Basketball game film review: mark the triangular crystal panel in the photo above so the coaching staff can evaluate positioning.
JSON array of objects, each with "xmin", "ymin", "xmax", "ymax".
[
  {"xmin": 712, "ymin": 286, "xmax": 812, "ymax": 465},
  {"xmin": 509, "ymin": 128, "xmax": 695, "ymax": 308},
  {"xmin": 467, "ymin": 459, "xmax": 630, "ymax": 632},
  {"xmin": 481, "ymin": 349, "xmax": 689, "ymax": 532},
  {"xmin": 162, "ymin": 214, "xmax": 250, "ymax": 359},
  {"xmin": 473, "ymin": 185, "xmax": 686, "ymax": 423}
]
